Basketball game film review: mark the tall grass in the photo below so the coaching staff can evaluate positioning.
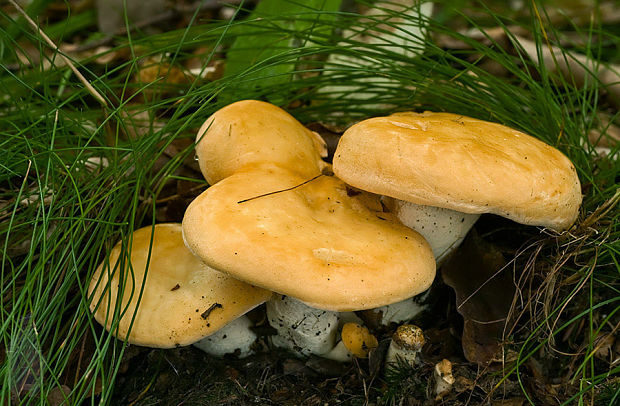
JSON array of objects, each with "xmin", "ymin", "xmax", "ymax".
[{"xmin": 0, "ymin": 0, "xmax": 618, "ymax": 404}]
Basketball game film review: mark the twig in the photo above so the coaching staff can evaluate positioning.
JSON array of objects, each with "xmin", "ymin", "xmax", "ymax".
[
  {"xmin": 8, "ymin": 0, "xmax": 108, "ymax": 107},
  {"xmin": 237, "ymin": 174, "xmax": 324, "ymax": 204}
]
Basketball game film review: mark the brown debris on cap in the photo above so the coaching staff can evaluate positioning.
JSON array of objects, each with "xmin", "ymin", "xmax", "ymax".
[
  {"xmin": 195, "ymin": 100, "xmax": 328, "ymax": 185},
  {"xmin": 333, "ymin": 111, "xmax": 582, "ymax": 231},
  {"xmin": 182, "ymin": 164, "xmax": 435, "ymax": 311},
  {"xmin": 88, "ymin": 223, "xmax": 272, "ymax": 348}
]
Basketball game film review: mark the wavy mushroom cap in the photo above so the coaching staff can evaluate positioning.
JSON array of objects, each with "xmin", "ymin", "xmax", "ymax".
[
  {"xmin": 88, "ymin": 224, "xmax": 271, "ymax": 348},
  {"xmin": 182, "ymin": 165, "xmax": 436, "ymax": 311},
  {"xmin": 333, "ymin": 111, "xmax": 582, "ymax": 231},
  {"xmin": 196, "ymin": 100, "xmax": 328, "ymax": 184}
]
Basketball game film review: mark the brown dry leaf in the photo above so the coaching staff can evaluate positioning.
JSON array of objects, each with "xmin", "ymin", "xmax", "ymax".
[
  {"xmin": 163, "ymin": 137, "xmax": 201, "ymax": 174},
  {"xmin": 435, "ymin": 25, "xmax": 620, "ymax": 108},
  {"xmin": 441, "ymin": 231, "xmax": 514, "ymax": 365},
  {"xmin": 453, "ymin": 375, "xmax": 475, "ymax": 393},
  {"xmin": 513, "ymin": 35, "xmax": 620, "ymax": 108},
  {"xmin": 594, "ymin": 333, "xmax": 616, "ymax": 361},
  {"xmin": 47, "ymin": 385, "xmax": 72, "ymax": 406},
  {"xmin": 541, "ymin": 0, "xmax": 620, "ymax": 26},
  {"xmin": 96, "ymin": 0, "xmax": 167, "ymax": 35},
  {"xmin": 135, "ymin": 57, "xmax": 188, "ymax": 101}
]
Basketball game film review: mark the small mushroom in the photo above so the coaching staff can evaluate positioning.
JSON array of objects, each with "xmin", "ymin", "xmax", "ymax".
[
  {"xmin": 434, "ymin": 359, "xmax": 455, "ymax": 400},
  {"xmin": 88, "ymin": 224, "xmax": 272, "ymax": 348},
  {"xmin": 386, "ymin": 324, "xmax": 425, "ymax": 366},
  {"xmin": 266, "ymin": 295, "xmax": 339, "ymax": 357},
  {"xmin": 193, "ymin": 315, "xmax": 256, "ymax": 358},
  {"xmin": 341, "ymin": 323, "xmax": 378, "ymax": 358}
]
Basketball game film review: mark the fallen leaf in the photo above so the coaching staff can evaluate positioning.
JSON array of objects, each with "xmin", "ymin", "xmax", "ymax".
[
  {"xmin": 47, "ymin": 385, "xmax": 72, "ymax": 406},
  {"xmin": 594, "ymin": 333, "xmax": 616, "ymax": 361},
  {"xmin": 441, "ymin": 230, "xmax": 515, "ymax": 365},
  {"xmin": 453, "ymin": 375, "xmax": 475, "ymax": 393},
  {"xmin": 135, "ymin": 57, "xmax": 189, "ymax": 101},
  {"xmin": 96, "ymin": 0, "xmax": 167, "ymax": 36}
]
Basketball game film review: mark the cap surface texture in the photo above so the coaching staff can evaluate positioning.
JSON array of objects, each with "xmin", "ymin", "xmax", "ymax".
[
  {"xmin": 88, "ymin": 224, "xmax": 271, "ymax": 347},
  {"xmin": 196, "ymin": 100, "xmax": 327, "ymax": 184},
  {"xmin": 333, "ymin": 112, "xmax": 582, "ymax": 230},
  {"xmin": 182, "ymin": 165, "xmax": 435, "ymax": 311}
]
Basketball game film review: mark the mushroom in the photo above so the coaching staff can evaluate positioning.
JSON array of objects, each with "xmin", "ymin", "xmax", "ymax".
[
  {"xmin": 88, "ymin": 224, "xmax": 272, "ymax": 351},
  {"xmin": 385, "ymin": 324, "xmax": 425, "ymax": 366},
  {"xmin": 333, "ymin": 112, "xmax": 582, "ymax": 327},
  {"xmin": 333, "ymin": 111, "xmax": 582, "ymax": 232},
  {"xmin": 194, "ymin": 99, "xmax": 328, "ymax": 185},
  {"xmin": 183, "ymin": 165, "xmax": 435, "ymax": 311},
  {"xmin": 185, "ymin": 100, "xmax": 437, "ymax": 360},
  {"xmin": 340, "ymin": 322, "xmax": 378, "ymax": 358},
  {"xmin": 434, "ymin": 359, "xmax": 455, "ymax": 400},
  {"xmin": 184, "ymin": 103, "xmax": 436, "ymax": 312}
]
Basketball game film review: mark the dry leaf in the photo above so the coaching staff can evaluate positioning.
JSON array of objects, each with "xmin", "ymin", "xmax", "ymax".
[
  {"xmin": 47, "ymin": 385, "xmax": 71, "ymax": 406},
  {"xmin": 441, "ymin": 231, "xmax": 515, "ymax": 365},
  {"xmin": 96, "ymin": 0, "xmax": 167, "ymax": 35}
]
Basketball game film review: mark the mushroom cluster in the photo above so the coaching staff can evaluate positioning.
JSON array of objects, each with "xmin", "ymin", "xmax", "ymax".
[
  {"xmin": 89, "ymin": 100, "xmax": 582, "ymax": 366},
  {"xmin": 183, "ymin": 100, "xmax": 435, "ymax": 359}
]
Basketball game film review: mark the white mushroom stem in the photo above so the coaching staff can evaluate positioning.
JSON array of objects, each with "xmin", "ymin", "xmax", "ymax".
[
  {"xmin": 266, "ymin": 295, "xmax": 339, "ymax": 357},
  {"xmin": 386, "ymin": 324, "xmax": 425, "ymax": 366},
  {"xmin": 321, "ymin": 340, "xmax": 353, "ymax": 363},
  {"xmin": 434, "ymin": 359, "xmax": 455, "ymax": 400},
  {"xmin": 375, "ymin": 199, "xmax": 478, "ymax": 326},
  {"xmin": 193, "ymin": 315, "xmax": 257, "ymax": 358},
  {"xmin": 382, "ymin": 197, "xmax": 480, "ymax": 264},
  {"xmin": 338, "ymin": 311, "xmax": 364, "ymax": 327},
  {"xmin": 369, "ymin": 292, "xmax": 429, "ymax": 326}
]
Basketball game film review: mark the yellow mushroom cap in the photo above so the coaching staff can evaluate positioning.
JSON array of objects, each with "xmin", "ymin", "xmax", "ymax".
[
  {"xmin": 341, "ymin": 322, "xmax": 378, "ymax": 358},
  {"xmin": 195, "ymin": 100, "xmax": 328, "ymax": 185},
  {"xmin": 182, "ymin": 165, "xmax": 436, "ymax": 311},
  {"xmin": 333, "ymin": 112, "xmax": 582, "ymax": 231},
  {"xmin": 88, "ymin": 224, "xmax": 272, "ymax": 348}
]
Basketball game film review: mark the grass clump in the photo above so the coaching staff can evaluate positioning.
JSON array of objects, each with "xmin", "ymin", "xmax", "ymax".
[{"xmin": 1, "ymin": 0, "xmax": 618, "ymax": 404}]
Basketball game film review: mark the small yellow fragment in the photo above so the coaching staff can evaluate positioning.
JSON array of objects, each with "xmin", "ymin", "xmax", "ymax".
[{"xmin": 341, "ymin": 323, "xmax": 378, "ymax": 358}]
